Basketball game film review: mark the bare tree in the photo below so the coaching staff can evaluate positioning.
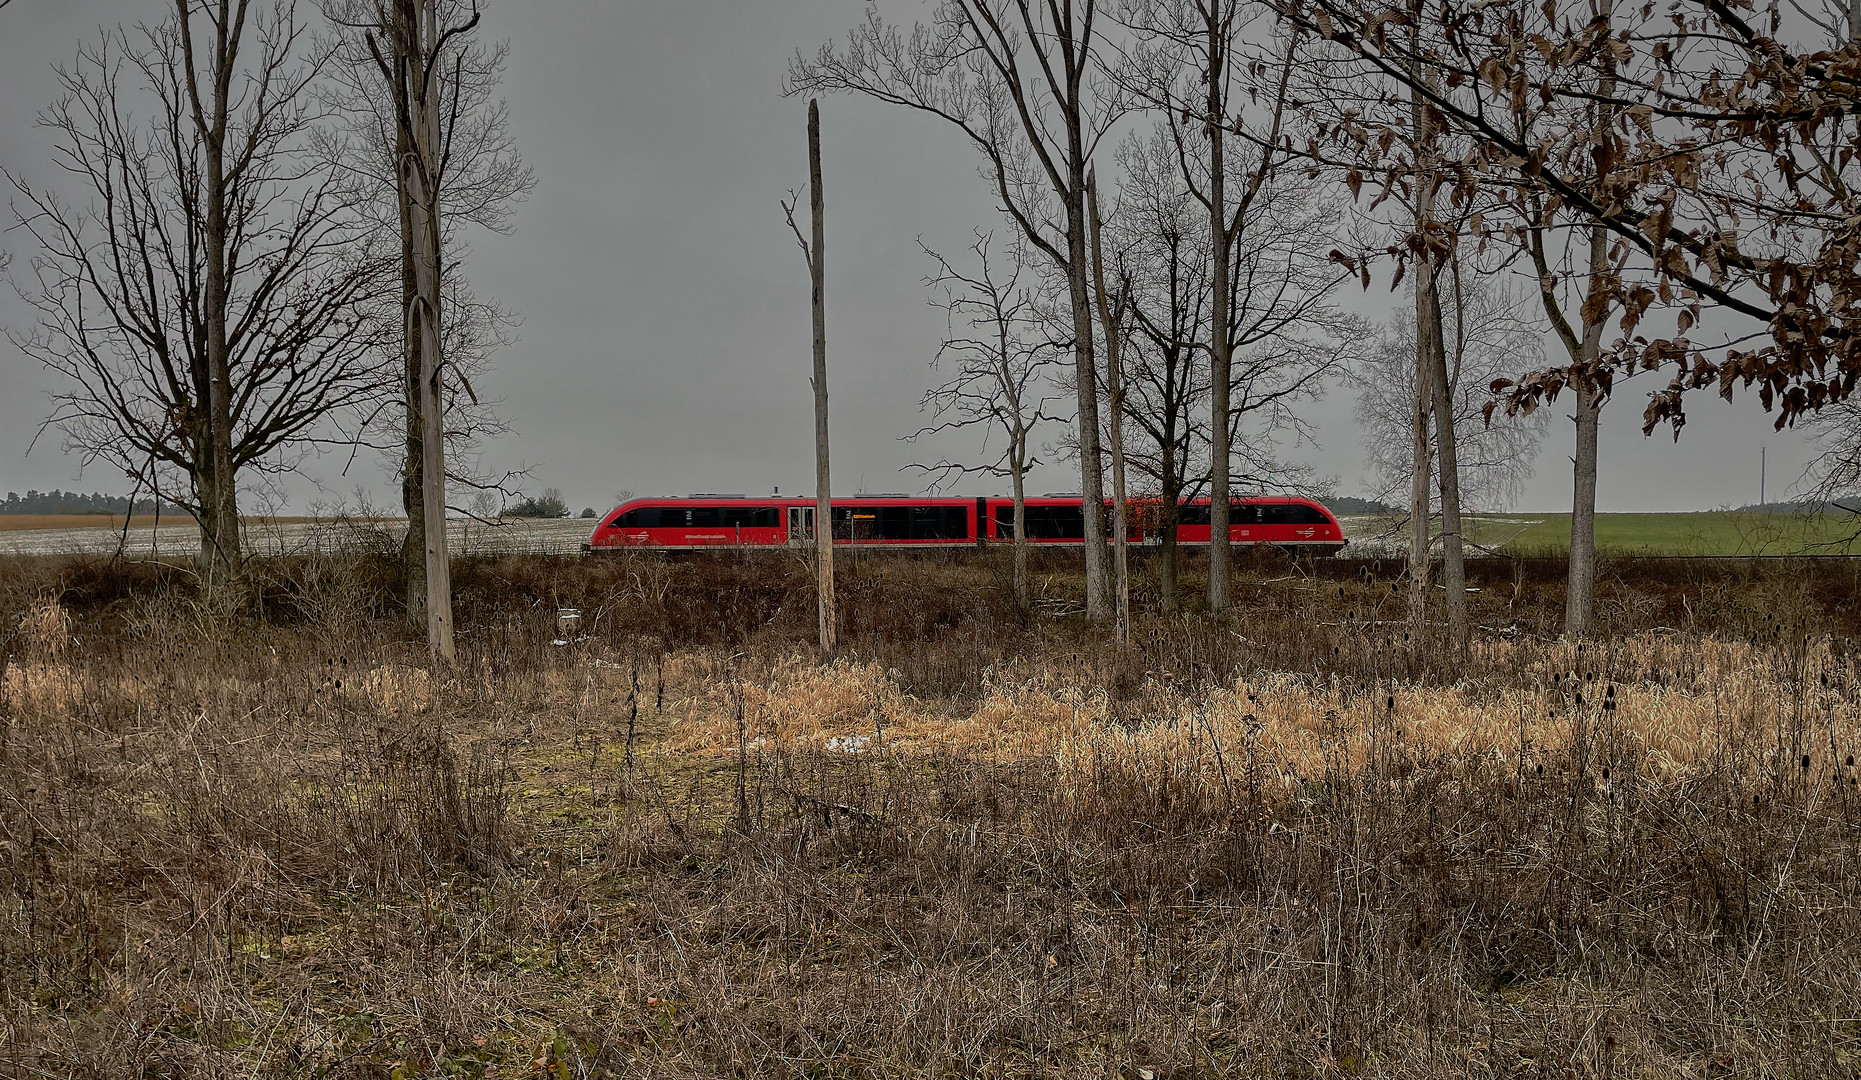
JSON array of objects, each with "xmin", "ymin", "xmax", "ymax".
[
  {"xmin": 1295, "ymin": 0, "xmax": 1470, "ymax": 652},
  {"xmin": 910, "ymin": 233, "xmax": 1066, "ymax": 609},
  {"xmin": 320, "ymin": 0, "xmax": 531, "ymax": 630},
  {"xmin": 1117, "ymin": 0, "xmax": 1306, "ymax": 613},
  {"xmin": 1110, "ymin": 123, "xmax": 1360, "ymax": 606},
  {"xmin": 789, "ymin": 0, "xmax": 1124, "ymax": 621},
  {"xmin": 7, "ymin": 2, "xmax": 378, "ymax": 588},
  {"xmin": 782, "ymin": 101, "xmax": 835, "ymax": 653},
  {"xmin": 359, "ymin": 0, "xmax": 473, "ymax": 662},
  {"xmin": 1500, "ymin": 0, "xmax": 1621, "ymax": 637},
  {"xmin": 1357, "ymin": 267, "xmax": 1547, "ymax": 514},
  {"xmin": 1403, "ymin": 0, "xmax": 1468, "ymax": 656}
]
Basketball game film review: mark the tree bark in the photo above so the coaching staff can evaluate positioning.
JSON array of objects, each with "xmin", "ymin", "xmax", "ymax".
[
  {"xmin": 1565, "ymin": 5, "xmax": 1615, "ymax": 637},
  {"xmin": 1010, "ymin": 458, "xmax": 1029, "ymax": 610},
  {"xmin": 398, "ymin": 76, "xmax": 427, "ymax": 631},
  {"xmin": 1066, "ymin": 184, "xmax": 1110, "ymax": 621},
  {"xmin": 177, "ymin": 0, "xmax": 245, "ymax": 590},
  {"xmin": 808, "ymin": 99, "xmax": 835, "ymax": 654},
  {"xmin": 405, "ymin": 0, "xmax": 453, "ymax": 663},
  {"xmin": 1406, "ymin": 314, "xmax": 1434, "ymax": 640},
  {"xmin": 1206, "ymin": 0, "xmax": 1233, "ymax": 615},
  {"xmin": 1088, "ymin": 170, "xmax": 1129, "ymax": 644},
  {"xmin": 1566, "ymin": 219, "xmax": 1608, "ymax": 637},
  {"xmin": 1108, "ymin": 347, "xmax": 1130, "ymax": 644},
  {"xmin": 1406, "ymin": 0, "xmax": 1465, "ymax": 658},
  {"xmin": 1421, "ymin": 265, "xmax": 1467, "ymax": 656}
]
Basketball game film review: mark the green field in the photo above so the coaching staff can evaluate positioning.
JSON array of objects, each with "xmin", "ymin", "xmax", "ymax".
[
  {"xmin": 1479, "ymin": 512, "xmax": 1861, "ymax": 555},
  {"xmin": 1339, "ymin": 511, "xmax": 1861, "ymax": 555}
]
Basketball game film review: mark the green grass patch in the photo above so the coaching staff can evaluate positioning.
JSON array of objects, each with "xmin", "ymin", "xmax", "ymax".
[{"xmin": 1498, "ymin": 511, "xmax": 1861, "ymax": 556}]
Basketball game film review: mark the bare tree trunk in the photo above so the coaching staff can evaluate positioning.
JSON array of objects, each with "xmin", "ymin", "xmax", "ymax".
[
  {"xmin": 177, "ymin": 0, "xmax": 245, "ymax": 590},
  {"xmin": 1405, "ymin": 0, "xmax": 1466, "ymax": 656},
  {"xmin": 1206, "ymin": 0, "xmax": 1233, "ymax": 615},
  {"xmin": 1010, "ymin": 460, "xmax": 1029, "ymax": 610},
  {"xmin": 1088, "ymin": 171, "xmax": 1129, "ymax": 644},
  {"xmin": 1567, "ymin": 381, "xmax": 1600, "ymax": 632},
  {"xmin": 406, "ymin": 0, "xmax": 453, "ymax": 663},
  {"xmin": 1421, "ymin": 266, "xmax": 1467, "ymax": 656},
  {"xmin": 1160, "ymin": 391, "xmax": 1181, "ymax": 614},
  {"xmin": 398, "ymin": 97, "xmax": 427, "ymax": 630},
  {"xmin": 1407, "ymin": 321, "xmax": 1433, "ymax": 638},
  {"xmin": 1566, "ymin": 219, "xmax": 1608, "ymax": 637},
  {"xmin": 1160, "ymin": 522, "xmax": 1178, "ymax": 613},
  {"xmin": 1067, "ymin": 188, "xmax": 1110, "ymax": 621},
  {"xmin": 808, "ymin": 100, "xmax": 835, "ymax": 654},
  {"xmin": 1108, "ymin": 368, "xmax": 1131, "ymax": 645},
  {"xmin": 1566, "ymin": 8, "xmax": 1615, "ymax": 637}
]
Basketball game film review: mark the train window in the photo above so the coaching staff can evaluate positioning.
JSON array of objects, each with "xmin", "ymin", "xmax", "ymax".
[
  {"xmin": 1256, "ymin": 504, "xmax": 1329, "ymax": 525},
  {"xmin": 832, "ymin": 507, "xmax": 879, "ymax": 540},
  {"xmin": 719, "ymin": 506, "xmax": 778, "ymax": 528},
  {"xmin": 613, "ymin": 507, "xmax": 662, "ymax": 528},
  {"xmin": 684, "ymin": 506, "xmax": 719, "ymax": 527},
  {"xmin": 1177, "ymin": 501, "xmax": 1254, "ymax": 526},
  {"xmin": 876, "ymin": 506, "xmax": 911, "ymax": 539},
  {"xmin": 993, "ymin": 504, "xmax": 1083, "ymax": 538},
  {"xmin": 1028, "ymin": 505, "xmax": 1085, "ymax": 539},
  {"xmin": 912, "ymin": 505, "xmax": 968, "ymax": 539},
  {"xmin": 992, "ymin": 504, "xmax": 1082, "ymax": 538}
]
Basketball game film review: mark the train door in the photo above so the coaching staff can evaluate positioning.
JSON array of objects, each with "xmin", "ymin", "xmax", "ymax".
[{"xmin": 787, "ymin": 506, "xmax": 814, "ymax": 545}]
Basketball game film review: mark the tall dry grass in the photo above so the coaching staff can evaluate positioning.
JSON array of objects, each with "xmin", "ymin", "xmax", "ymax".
[{"xmin": 2, "ymin": 551, "xmax": 1859, "ymax": 1077}]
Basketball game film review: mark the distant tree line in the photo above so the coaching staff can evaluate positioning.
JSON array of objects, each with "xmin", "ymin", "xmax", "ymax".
[
  {"xmin": 2, "ymin": 490, "xmax": 181, "ymax": 516},
  {"xmin": 504, "ymin": 487, "xmax": 569, "ymax": 519}
]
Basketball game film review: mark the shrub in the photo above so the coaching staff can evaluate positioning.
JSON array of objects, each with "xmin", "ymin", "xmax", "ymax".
[{"xmin": 506, "ymin": 486, "xmax": 569, "ymax": 518}]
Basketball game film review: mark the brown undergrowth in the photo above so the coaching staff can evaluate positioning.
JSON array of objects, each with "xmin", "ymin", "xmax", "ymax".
[{"xmin": 2, "ymin": 552, "xmax": 1860, "ymax": 1077}]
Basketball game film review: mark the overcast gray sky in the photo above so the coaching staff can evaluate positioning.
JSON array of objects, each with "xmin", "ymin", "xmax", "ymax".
[{"xmin": 0, "ymin": 0, "xmax": 1826, "ymax": 514}]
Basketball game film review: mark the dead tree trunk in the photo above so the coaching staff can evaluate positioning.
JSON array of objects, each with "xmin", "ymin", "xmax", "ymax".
[{"xmin": 808, "ymin": 100, "xmax": 835, "ymax": 653}]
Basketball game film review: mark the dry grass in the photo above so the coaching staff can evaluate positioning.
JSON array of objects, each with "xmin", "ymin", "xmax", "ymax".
[{"xmin": 3, "ymin": 551, "xmax": 1860, "ymax": 1078}]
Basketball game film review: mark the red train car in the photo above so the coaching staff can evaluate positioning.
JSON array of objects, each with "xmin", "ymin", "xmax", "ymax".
[{"xmin": 584, "ymin": 493, "xmax": 1347, "ymax": 555}]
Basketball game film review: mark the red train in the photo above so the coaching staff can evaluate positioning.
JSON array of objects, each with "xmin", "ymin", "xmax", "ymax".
[{"xmin": 584, "ymin": 493, "xmax": 1347, "ymax": 555}]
